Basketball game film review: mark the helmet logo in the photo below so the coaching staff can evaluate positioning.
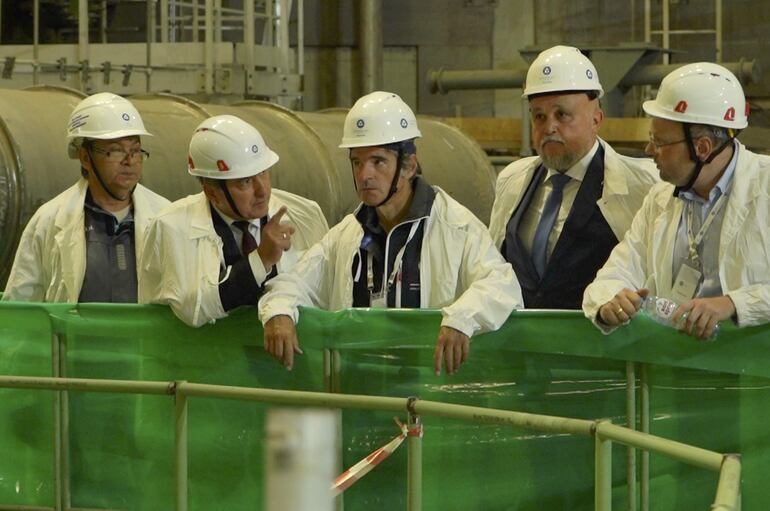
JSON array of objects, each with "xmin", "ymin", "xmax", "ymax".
[
  {"xmin": 69, "ymin": 114, "xmax": 89, "ymax": 131},
  {"xmin": 724, "ymin": 107, "xmax": 736, "ymax": 122},
  {"xmin": 216, "ymin": 159, "xmax": 230, "ymax": 172},
  {"xmin": 356, "ymin": 119, "xmax": 365, "ymax": 128},
  {"xmin": 400, "ymin": 118, "xmax": 408, "ymax": 128},
  {"xmin": 543, "ymin": 66, "xmax": 551, "ymax": 75},
  {"xmin": 251, "ymin": 144, "xmax": 259, "ymax": 153},
  {"xmin": 121, "ymin": 113, "xmax": 130, "ymax": 121},
  {"xmin": 674, "ymin": 101, "xmax": 688, "ymax": 113},
  {"xmin": 586, "ymin": 69, "xmax": 593, "ymax": 79}
]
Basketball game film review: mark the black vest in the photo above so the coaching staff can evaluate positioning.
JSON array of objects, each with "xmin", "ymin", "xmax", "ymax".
[
  {"xmin": 210, "ymin": 205, "xmax": 275, "ymax": 312},
  {"xmin": 502, "ymin": 144, "xmax": 618, "ymax": 309}
]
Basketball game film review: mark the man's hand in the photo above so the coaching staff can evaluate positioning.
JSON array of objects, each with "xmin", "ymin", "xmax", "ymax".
[
  {"xmin": 433, "ymin": 326, "xmax": 470, "ymax": 376},
  {"xmin": 598, "ymin": 288, "xmax": 649, "ymax": 326},
  {"xmin": 263, "ymin": 315, "xmax": 303, "ymax": 370},
  {"xmin": 258, "ymin": 206, "xmax": 296, "ymax": 269},
  {"xmin": 671, "ymin": 295, "xmax": 735, "ymax": 341}
]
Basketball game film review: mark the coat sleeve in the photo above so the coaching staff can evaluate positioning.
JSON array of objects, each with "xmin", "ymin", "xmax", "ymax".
[
  {"xmin": 2, "ymin": 212, "xmax": 48, "ymax": 302},
  {"xmin": 439, "ymin": 220, "xmax": 523, "ymax": 337},
  {"xmin": 258, "ymin": 227, "xmax": 337, "ymax": 325},
  {"xmin": 727, "ymin": 285, "xmax": 770, "ymax": 327},
  {"xmin": 138, "ymin": 218, "xmax": 227, "ymax": 327},
  {"xmin": 582, "ymin": 190, "xmax": 656, "ymax": 333}
]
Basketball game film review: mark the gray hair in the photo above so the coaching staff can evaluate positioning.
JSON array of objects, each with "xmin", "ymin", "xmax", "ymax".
[{"xmin": 689, "ymin": 124, "xmax": 731, "ymax": 145}]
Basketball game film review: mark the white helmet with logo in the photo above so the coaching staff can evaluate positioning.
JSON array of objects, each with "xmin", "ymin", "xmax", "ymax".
[
  {"xmin": 187, "ymin": 115, "xmax": 279, "ymax": 180},
  {"xmin": 67, "ymin": 92, "xmax": 152, "ymax": 158},
  {"xmin": 339, "ymin": 91, "xmax": 422, "ymax": 148},
  {"xmin": 643, "ymin": 62, "xmax": 748, "ymax": 129},
  {"xmin": 523, "ymin": 45, "xmax": 604, "ymax": 99}
]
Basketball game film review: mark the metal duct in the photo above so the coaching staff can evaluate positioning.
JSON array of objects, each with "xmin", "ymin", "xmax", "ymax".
[
  {"xmin": 429, "ymin": 60, "xmax": 759, "ymax": 93},
  {"xmin": 0, "ymin": 88, "xmax": 495, "ymax": 286}
]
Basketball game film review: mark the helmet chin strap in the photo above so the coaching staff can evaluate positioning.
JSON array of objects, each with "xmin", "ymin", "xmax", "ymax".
[
  {"xmin": 85, "ymin": 146, "xmax": 133, "ymax": 202},
  {"xmin": 674, "ymin": 124, "xmax": 735, "ymax": 197},
  {"xmin": 375, "ymin": 146, "xmax": 404, "ymax": 208},
  {"xmin": 218, "ymin": 180, "xmax": 245, "ymax": 219}
]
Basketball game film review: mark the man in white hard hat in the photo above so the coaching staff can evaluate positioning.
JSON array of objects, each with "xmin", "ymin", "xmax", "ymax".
[
  {"xmin": 584, "ymin": 62, "xmax": 770, "ymax": 340},
  {"xmin": 2, "ymin": 92, "xmax": 169, "ymax": 303},
  {"xmin": 138, "ymin": 115, "xmax": 329, "ymax": 327},
  {"xmin": 488, "ymin": 45, "xmax": 658, "ymax": 309},
  {"xmin": 260, "ymin": 91, "xmax": 522, "ymax": 374}
]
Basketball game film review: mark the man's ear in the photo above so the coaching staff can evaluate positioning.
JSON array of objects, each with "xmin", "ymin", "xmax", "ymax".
[
  {"xmin": 201, "ymin": 180, "xmax": 218, "ymax": 202},
  {"xmin": 694, "ymin": 135, "xmax": 715, "ymax": 160},
  {"xmin": 401, "ymin": 154, "xmax": 418, "ymax": 180},
  {"xmin": 591, "ymin": 105, "xmax": 604, "ymax": 134},
  {"xmin": 78, "ymin": 146, "xmax": 92, "ymax": 174}
]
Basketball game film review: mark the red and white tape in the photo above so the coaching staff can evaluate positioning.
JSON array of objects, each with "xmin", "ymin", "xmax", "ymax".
[{"xmin": 331, "ymin": 417, "xmax": 422, "ymax": 495}]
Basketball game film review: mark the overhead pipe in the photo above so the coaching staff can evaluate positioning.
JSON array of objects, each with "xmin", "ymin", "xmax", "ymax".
[
  {"xmin": 429, "ymin": 59, "xmax": 760, "ymax": 94},
  {"xmin": 360, "ymin": 0, "xmax": 383, "ymax": 94}
]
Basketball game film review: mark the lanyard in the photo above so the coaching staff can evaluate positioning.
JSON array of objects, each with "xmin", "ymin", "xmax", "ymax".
[
  {"xmin": 367, "ymin": 220, "xmax": 422, "ymax": 307},
  {"xmin": 685, "ymin": 192, "xmax": 729, "ymax": 267}
]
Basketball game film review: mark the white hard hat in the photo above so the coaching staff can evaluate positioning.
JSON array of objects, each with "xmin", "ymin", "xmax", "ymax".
[
  {"xmin": 339, "ymin": 91, "xmax": 422, "ymax": 148},
  {"xmin": 523, "ymin": 45, "xmax": 604, "ymax": 99},
  {"xmin": 643, "ymin": 62, "xmax": 748, "ymax": 129},
  {"xmin": 187, "ymin": 115, "xmax": 279, "ymax": 180},
  {"xmin": 67, "ymin": 92, "xmax": 152, "ymax": 159}
]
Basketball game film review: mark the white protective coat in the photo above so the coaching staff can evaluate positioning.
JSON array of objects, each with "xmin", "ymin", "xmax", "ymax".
[
  {"xmin": 258, "ymin": 187, "xmax": 523, "ymax": 338},
  {"xmin": 488, "ymin": 140, "xmax": 659, "ymax": 248},
  {"xmin": 138, "ymin": 189, "xmax": 329, "ymax": 327},
  {"xmin": 583, "ymin": 142, "xmax": 770, "ymax": 332},
  {"xmin": 2, "ymin": 179, "xmax": 169, "ymax": 302}
]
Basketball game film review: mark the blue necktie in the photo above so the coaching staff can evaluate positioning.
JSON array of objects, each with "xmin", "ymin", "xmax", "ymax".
[{"xmin": 531, "ymin": 173, "xmax": 570, "ymax": 277}]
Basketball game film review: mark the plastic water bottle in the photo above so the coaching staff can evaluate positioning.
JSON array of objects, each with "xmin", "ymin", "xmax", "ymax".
[{"xmin": 640, "ymin": 295, "xmax": 719, "ymax": 340}]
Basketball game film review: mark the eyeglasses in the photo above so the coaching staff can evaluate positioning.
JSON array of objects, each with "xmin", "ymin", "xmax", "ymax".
[
  {"xmin": 89, "ymin": 146, "xmax": 150, "ymax": 163},
  {"xmin": 648, "ymin": 137, "xmax": 686, "ymax": 150}
]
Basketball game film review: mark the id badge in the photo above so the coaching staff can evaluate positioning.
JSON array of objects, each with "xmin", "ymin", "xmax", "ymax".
[
  {"xmin": 671, "ymin": 263, "xmax": 702, "ymax": 303},
  {"xmin": 370, "ymin": 291, "xmax": 387, "ymax": 309}
]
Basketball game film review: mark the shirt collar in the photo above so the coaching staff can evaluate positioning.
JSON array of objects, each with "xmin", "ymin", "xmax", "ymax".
[
  {"xmin": 545, "ymin": 139, "xmax": 599, "ymax": 183},
  {"xmin": 679, "ymin": 140, "xmax": 739, "ymax": 205},
  {"xmin": 211, "ymin": 203, "xmax": 262, "ymax": 229}
]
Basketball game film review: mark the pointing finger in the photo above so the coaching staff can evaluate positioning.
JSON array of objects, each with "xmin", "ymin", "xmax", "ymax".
[{"xmin": 269, "ymin": 206, "xmax": 288, "ymax": 225}]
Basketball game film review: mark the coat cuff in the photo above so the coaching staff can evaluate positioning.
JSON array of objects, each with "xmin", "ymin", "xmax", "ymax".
[
  {"xmin": 247, "ymin": 251, "xmax": 269, "ymax": 285},
  {"xmin": 439, "ymin": 313, "xmax": 476, "ymax": 339}
]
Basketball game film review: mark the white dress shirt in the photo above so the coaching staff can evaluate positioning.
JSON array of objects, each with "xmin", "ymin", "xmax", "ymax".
[{"xmin": 519, "ymin": 140, "xmax": 600, "ymax": 259}]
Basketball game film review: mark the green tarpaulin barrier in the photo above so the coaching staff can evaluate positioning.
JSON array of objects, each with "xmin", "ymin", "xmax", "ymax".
[{"xmin": 0, "ymin": 302, "xmax": 767, "ymax": 510}]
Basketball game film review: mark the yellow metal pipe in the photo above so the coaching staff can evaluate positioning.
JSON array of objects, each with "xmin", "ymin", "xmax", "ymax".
[
  {"xmin": 595, "ymin": 425, "xmax": 612, "ymax": 511},
  {"xmin": 179, "ymin": 382, "xmax": 408, "ymax": 412},
  {"xmin": 595, "ymin": 422, "xmax": 723, "ymax": 472},
  {"xmin": 0, "ymin": 375, "xmax": 173, "ymax": 396},
  {"xmin": 414, "ymin": 400, "xmax": 595, "ymax": 436},
  {"xmin": 711, "ymin": 454, "xmax": 741, "ymax": 510}
]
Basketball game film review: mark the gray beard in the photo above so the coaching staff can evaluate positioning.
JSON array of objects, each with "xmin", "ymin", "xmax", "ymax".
[{"xmin": 539, "ymin": 151, "xmax": 581, "ymax": 172}]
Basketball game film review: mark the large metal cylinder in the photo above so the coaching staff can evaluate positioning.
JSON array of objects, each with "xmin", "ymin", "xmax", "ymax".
[{"xmin": 0, "ymin": 87, "xmax": 495, "ymax": 286}]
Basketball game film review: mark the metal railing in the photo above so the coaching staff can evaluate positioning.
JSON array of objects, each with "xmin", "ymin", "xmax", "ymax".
[
  {"xmin": 0, "ymin": 374, "xmax": 741, "ymax": 511},
  {"xmin": 0, "ymin": 0, "xmax": 303, "ymax": 101}
]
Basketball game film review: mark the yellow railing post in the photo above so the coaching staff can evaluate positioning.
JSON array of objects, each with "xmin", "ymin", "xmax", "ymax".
[
  {"xmin": 407, "ymin": 397, "xmax": 422, "ymax": 511},
  {"xmin": 175, "ymin": 381, "xmax": 189, "ymax": 511},
  {"xmin": 626, "ymin": 361, "xmax": 637, "ymax": 511},
  {"xmin": 595, "ymin": 421, "xmax": 613, "ymax": 511}
]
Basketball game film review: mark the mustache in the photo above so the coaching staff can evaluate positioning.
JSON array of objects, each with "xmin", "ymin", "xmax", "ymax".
[{"xmin": 540, "ymin": 134, "xmax": 566, "ymax": 146}]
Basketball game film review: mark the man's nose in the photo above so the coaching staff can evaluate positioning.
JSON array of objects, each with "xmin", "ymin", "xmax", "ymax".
[{"xmin": 644, "ymin": 141, "xmax": 656, "ymax": 157}]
